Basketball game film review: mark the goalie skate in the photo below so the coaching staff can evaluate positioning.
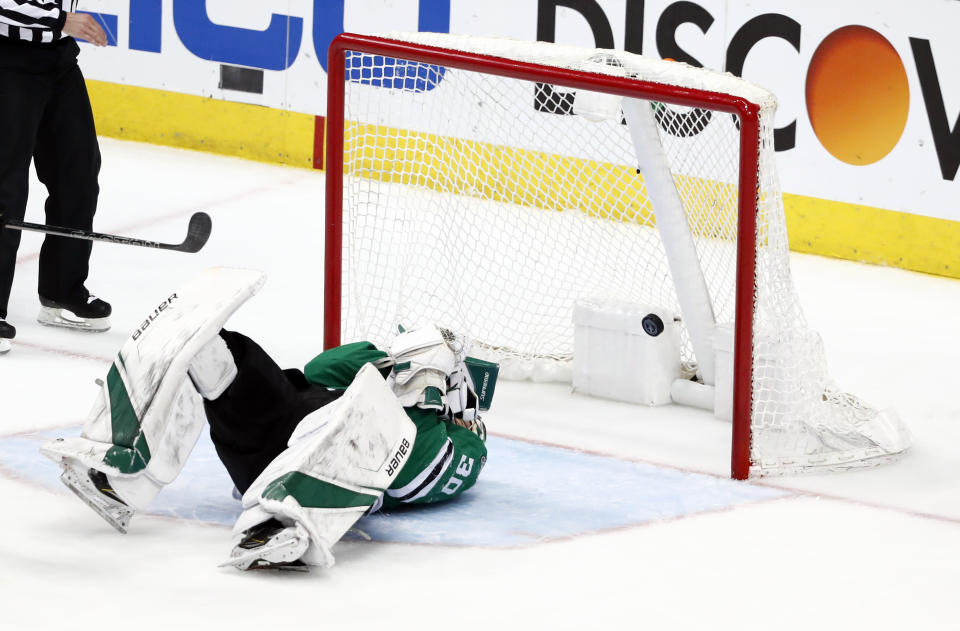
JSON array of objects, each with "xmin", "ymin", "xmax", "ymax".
[
  {"xmin": 221, "ymin": 519, "xmax": 310, "ymax": 571},
  {"xmin": 0, "ymin": 339, "xmax": 9, "ymax": 354},
  {"xmin": 59, "ymin": 463, "xmax": 134, "ymax": 534}
]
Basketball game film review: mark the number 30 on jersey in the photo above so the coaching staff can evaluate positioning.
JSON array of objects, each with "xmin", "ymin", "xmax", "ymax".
[{"xmin": 441, "ymin": 455, "xmax": 475, "ymax": 495}]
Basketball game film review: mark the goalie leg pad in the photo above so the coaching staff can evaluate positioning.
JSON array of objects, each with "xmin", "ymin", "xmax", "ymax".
[
  {"xmin": 41, "ymin": 375, "xmax": 204, "ymax": 509},
  {"xmin": 231, "ymin": 363, "xmax": 416, "ymax": 568},
  {"xmin": 40, "ymin": 267, "xmax": 266, "ymax": 513}
]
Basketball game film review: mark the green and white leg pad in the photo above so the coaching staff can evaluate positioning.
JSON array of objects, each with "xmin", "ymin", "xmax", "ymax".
[
  {"xmin": 41, "ymin": 267, "xmax": 266, "ymax": 524},
  {"xmin": 228, "ymin": 363, "xmax": 417, "ymax": 569}
]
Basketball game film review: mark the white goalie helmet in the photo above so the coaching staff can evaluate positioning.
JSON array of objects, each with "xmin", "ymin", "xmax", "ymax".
[{"xmin": 386, "ymin": 325, "xmax": 498, "ymax": 424}]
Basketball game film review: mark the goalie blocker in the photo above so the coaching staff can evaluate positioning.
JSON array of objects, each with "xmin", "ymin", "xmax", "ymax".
[{"xmin": 41, "ymin": 268, "xmax": 494, "ymax": 570}]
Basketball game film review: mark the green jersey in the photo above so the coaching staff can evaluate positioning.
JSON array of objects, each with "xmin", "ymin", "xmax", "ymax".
[{"xmin": 303, "ymin": 342, "xmax": 487, "ymax": 510}]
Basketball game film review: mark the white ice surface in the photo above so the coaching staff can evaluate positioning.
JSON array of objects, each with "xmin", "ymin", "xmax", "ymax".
[{"xmin": 1, "ymin": 138, "xmax": 959, "ymax": 630}]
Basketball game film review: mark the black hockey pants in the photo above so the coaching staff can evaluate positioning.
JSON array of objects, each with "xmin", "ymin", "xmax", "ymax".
[{"xmin": 204, "ymin": 330, "xmax": 343, "ymax": 494}]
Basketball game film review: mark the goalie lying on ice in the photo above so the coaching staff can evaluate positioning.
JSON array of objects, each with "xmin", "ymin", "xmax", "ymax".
[{"xmin": 40, "ymin": 267, "xmax": 492, "ymax": 571}]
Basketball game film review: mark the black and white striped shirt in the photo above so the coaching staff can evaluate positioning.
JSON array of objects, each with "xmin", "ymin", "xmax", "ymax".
[{"xmin": 0, "ymin": 0, "xmax": 77, "ymax": 44}]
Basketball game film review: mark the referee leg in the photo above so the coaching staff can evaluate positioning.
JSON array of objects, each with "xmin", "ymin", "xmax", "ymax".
[
  {"xmin": 33, "ymin": 63, "xmax": 101, "ymax": 304},
  {"xmin": 0, "ymin": 67, "xmax": 46, "ymax": 319}
]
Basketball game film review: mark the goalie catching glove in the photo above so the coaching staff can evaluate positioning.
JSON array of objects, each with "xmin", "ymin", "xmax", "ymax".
[{"xmin": 446, "ymin": 358, "xmax": 497, "ymax": 443}]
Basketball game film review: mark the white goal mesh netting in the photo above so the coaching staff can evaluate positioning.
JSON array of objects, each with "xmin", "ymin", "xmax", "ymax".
[{"xmin": 332, "ymin": 32, "xmax": 910, "ymax": 476}]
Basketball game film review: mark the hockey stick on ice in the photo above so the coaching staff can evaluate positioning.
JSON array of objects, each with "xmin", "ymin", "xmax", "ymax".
[{"xmin": 0, "ymin": 211, "xmax": 212, "ymax": 253}]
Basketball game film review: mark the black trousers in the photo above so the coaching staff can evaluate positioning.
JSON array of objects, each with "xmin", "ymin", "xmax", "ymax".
[
  {"xmin": 205, "ymin": 331, "xmax": 343, "ymax": 494},
  {"xmin": 0, "ymin": 37, "xmax": 101, "ymax": 319}
]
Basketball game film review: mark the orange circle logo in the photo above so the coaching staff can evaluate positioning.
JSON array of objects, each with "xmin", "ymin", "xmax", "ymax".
[{"xmin": 806, "ymin": 25, "xmax": 910, "ymax": 165}]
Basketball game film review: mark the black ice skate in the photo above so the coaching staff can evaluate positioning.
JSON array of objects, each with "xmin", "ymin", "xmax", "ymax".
[
  {"xmin": 0, "ymin": 317, "xmax": 13, "ymax": 354},
  {"xmin": 59, "ymin": 464, "xmax": 134, "ymax": 534},
  {"xmin": 38, "ymin": 294, "xmax": 112, "ymax": 332},
  {"xmin": 221, "ymin": 518, "xmax": 310, "ymax": 571}
]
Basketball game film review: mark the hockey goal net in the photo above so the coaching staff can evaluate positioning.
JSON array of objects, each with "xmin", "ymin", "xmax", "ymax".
[{"xmin": 323, "ymin": 32, "xmax": 910, "ymax": 478}]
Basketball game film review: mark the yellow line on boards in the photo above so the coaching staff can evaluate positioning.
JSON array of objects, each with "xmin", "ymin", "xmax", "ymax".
[
  {"xmin": 85, "ymin": 80, "xmax": 315, "ymax": 168},
  {"xmin": 783, "ymin": 193, "xmax": 960, "ymax": 279}
]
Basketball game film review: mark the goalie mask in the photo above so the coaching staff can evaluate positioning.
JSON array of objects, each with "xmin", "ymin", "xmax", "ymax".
[{"xmin": 387, "ymin": 324, "xmax": 499, "ymax": 421}]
